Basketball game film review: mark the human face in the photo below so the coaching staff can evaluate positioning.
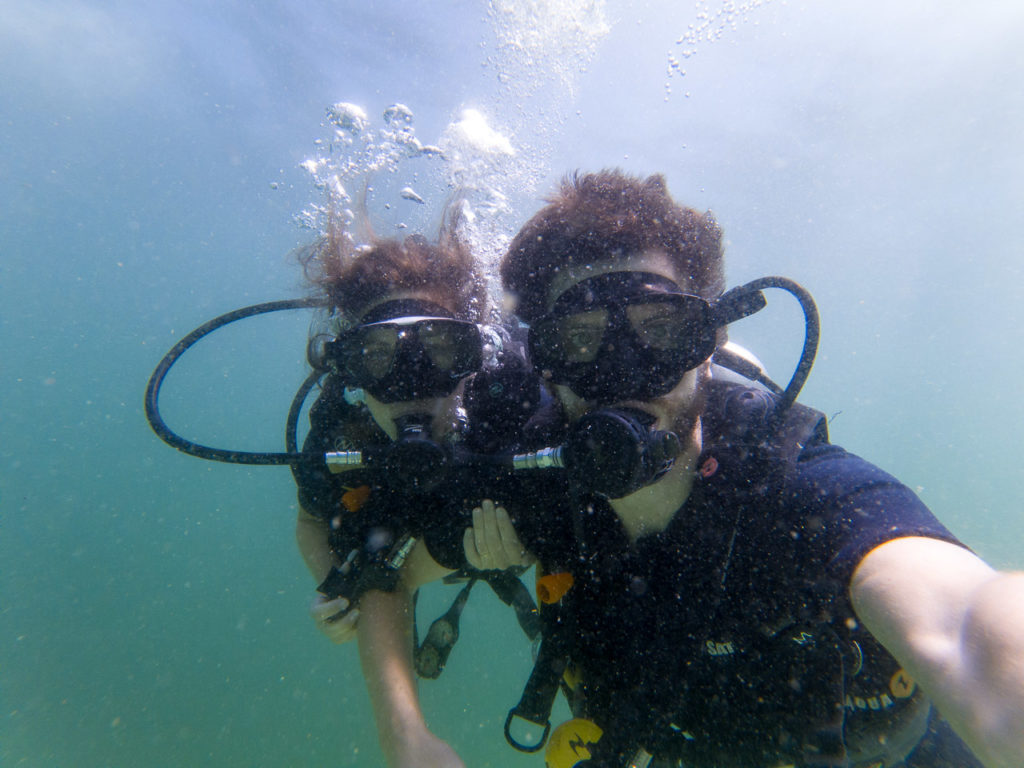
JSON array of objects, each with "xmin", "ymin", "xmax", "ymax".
[{"xmin": 535, "ymin": 252, "xmax": 715, "ymax": 423}]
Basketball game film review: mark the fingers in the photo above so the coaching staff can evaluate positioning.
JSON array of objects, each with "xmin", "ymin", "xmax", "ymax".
[
  {"xmin": 482, "ymin": 500, "xmax": 506, "ymax": 562},
  {"xmin": 464, "ymin": 525, "xmax": 484, "ymax": 570},
  {"xmin": 496, "ymin": 505, "xmax": 536, "ymax": 567},
  {"xmin": 472, "ymin": 504, "xmax": 487, "ymax": 563},
  {"xmin": 494, "ymin": 504, "xmax": 520, "ymax": 552},
  {"xmin": 310, "ymin": 594, "xmax": 359, "ymax": 644},
  {"xmin": 468, "ymin": 501, "xmax": 501, "ymax": 569},
  {"xmin": 463, "ymin": 499, "xmax": 533, "ymax": 570},
  {"xmin": 310, "ymin": 594, "xmax": 349, "ymax": 621},
  {"xmin": 322, "ymin": 608, "xmax": 359, "ymax": 643}
]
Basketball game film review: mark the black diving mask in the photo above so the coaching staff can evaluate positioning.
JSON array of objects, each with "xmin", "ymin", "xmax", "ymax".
[
  {"xmin": 528, "ymin": 271, "xmax": 718, "ymax": 403},
  {"xmin": 325, "ymin": 299, "xmax": 483, "ymax": 403}
]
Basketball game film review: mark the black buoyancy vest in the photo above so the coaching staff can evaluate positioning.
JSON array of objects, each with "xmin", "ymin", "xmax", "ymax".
[
  {"xmin": 303, "ymin": 366, "xmax": 553, "ymax": 675},
  {"xmin": 518, "ymin": 381, "xmax": 857, "ymax": 768}
]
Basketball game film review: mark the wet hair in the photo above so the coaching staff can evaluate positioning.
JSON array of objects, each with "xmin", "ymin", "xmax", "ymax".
[
  {"xmin": 501, "ymin": 169, "xmax": 725, "ymax": 324},
  {"xmin": 299, "ymin": 203, "xmax": 486, "ymax": 325}
]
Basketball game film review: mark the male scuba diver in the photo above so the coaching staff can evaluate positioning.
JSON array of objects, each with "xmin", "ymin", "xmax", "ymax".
[
  {"xmin": 146, "ymin": 174, "xmax": 1024, "ymax": 768},
  {"xmin": 492, "ymin": 170, "xmax": 1023, "ymax": 768}
]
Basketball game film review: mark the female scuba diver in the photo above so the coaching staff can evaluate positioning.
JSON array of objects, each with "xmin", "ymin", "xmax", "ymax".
[
  {"xmin": 492, "ymin": 170, "xmax": 1024, "ymax": 768},
  {"xmin": 292, "ymin": 206, "xmax": 534, "ymax": 768}
]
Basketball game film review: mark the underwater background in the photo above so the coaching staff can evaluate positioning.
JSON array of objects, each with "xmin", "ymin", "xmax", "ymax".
[{"xmin": 2, "ymin": 1, "xmax": 1023, "ymax": 766}]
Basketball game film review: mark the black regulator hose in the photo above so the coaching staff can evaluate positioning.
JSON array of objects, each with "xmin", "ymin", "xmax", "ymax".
[
  {"xmin": 724, "ymin": 276, "xmax": 820, "ymax": 417},
  {"xmin": 147, "ymin": 279, "xmax": 819, "ymax": 469},
  {"xmin": 144, "ymin": 297, "xmax": 328, "ymax": 466}
]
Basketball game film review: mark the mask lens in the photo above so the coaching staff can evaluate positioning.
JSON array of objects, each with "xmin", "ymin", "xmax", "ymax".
[
  {"xmin": 540, "ymin": 308, "xmax": 610, "ymax": 364},
  {"xmin": 359, "ymin": 326, "xmax": 402, "ymax": 378},
  {"xmin": 418, "ymin": 320, "xmax": 478, "ymax": 372},
  {"xmin": 626, "ymin": 296, "xmax": 708, "ymax": 353},
  {"xmin": 535, "ymin": 297, "xmax": 711, "ymax": 366},
  {"xmin": 529, "ymin": 290, "xmax": 717, "ymax": 402}
]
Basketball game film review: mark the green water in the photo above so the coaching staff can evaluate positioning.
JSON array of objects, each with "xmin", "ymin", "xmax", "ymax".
[{"xmin": 3, "ymin": 2, "xmax": 1023, "ymax": 765}]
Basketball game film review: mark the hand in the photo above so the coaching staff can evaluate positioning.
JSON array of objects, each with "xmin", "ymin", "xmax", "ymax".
[
  {"xmin": 391, "ymin": 727, "xmax": 466, "ymax": 768},
  {"xmin": 463, "ymin": 499, "xmax": 535, "ymax": 571},
  {"xmin": 309, "ymin": 593, "xmax": 360, "ymax": 644}
]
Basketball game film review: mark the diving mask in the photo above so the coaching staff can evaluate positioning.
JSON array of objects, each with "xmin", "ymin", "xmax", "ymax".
[
  {"xmin": 528, "ymin": 272, "xmax": 718, "ymax": 403},
  {"xmin": 325, "ymin": 299, "xmax": 484, "ymax": 403}
]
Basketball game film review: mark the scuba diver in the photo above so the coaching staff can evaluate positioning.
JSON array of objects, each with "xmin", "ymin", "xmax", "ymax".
[
  {"xmin": 289, "ymin": 205, "xmax": 551, "ymax": 768},
  {"xmin": 144, "ymin": 198, "xmax": 547, "ymax": 768},
  {"xmin": 485, "ymin": 170, "xmax": 1024, "ymax": 768}
]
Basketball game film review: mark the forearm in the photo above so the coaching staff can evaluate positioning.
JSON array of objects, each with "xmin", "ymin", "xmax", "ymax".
[
  {"xmin": 949, "ymin": 571, "xmax": 1024, "ymax": 767},
  {"xmin": 357, "ymin": 589, "xmax": 429, "ymax": 765}
]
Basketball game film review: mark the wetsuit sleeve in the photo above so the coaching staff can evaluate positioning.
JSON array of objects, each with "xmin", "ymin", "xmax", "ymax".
[{"xmin": 784, "ymin": 443, "xmax": 968, "ymax": 589}]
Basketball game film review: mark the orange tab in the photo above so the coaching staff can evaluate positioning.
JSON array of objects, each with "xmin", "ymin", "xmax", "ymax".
[
  {"xmin": 537, "ymin": 572, "xmax": 574, "ymax": 604},
  {"xmin": 341, "ymin": 485, "xmax": 371, "ymax": 513}
]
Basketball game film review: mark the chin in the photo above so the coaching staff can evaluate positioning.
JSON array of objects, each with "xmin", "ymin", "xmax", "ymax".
[{"xmin": 624, "ymin": 369, "xmax": 706, "ymax": 430}]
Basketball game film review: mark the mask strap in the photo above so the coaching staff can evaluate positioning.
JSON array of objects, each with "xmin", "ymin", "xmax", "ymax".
[{"xmin": 360, "ymin": 299, "xmax": 455, "ymax": 324}]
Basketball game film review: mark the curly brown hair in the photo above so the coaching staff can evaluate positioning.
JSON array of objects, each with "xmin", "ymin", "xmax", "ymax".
[
  {"xmin": 299, "ymin": 204, "xmax": 487, "ymax": 325},
  {"xmin": 500, "ymin": 169, "xmax": 725, "ymax": 324}
]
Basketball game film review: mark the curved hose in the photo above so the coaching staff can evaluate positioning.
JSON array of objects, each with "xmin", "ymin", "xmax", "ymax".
[
  {"xmin": 146, "ymin": 279, "xmax": 820, "ymax": 466},
  {"xmin": 144, "ymin": 298, "xmax": 328, "ymax": 466},
  {"xmin": 725, "ymin": 276, "xmax": 820, "ymax": 417}
]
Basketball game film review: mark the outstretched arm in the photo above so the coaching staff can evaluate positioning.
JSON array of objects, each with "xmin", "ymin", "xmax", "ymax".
[{"xmin": 851, "ymin": 536, "xmax": 1024, "ymax": 768}]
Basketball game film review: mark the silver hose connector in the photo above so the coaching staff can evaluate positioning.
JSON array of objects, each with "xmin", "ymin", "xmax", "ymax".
[
  {"xmin": 511, "ymin": 446, "xmax": 565, "ymax": 470},
  {"xmin": 325, "ymin": 451, "xmax": 365, "ymax": 473}
]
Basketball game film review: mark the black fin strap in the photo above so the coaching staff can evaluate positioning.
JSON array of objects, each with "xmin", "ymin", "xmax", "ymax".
[{"xmin": 483, "ymin": 570, "xmax": 541, "ymax": 640}]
